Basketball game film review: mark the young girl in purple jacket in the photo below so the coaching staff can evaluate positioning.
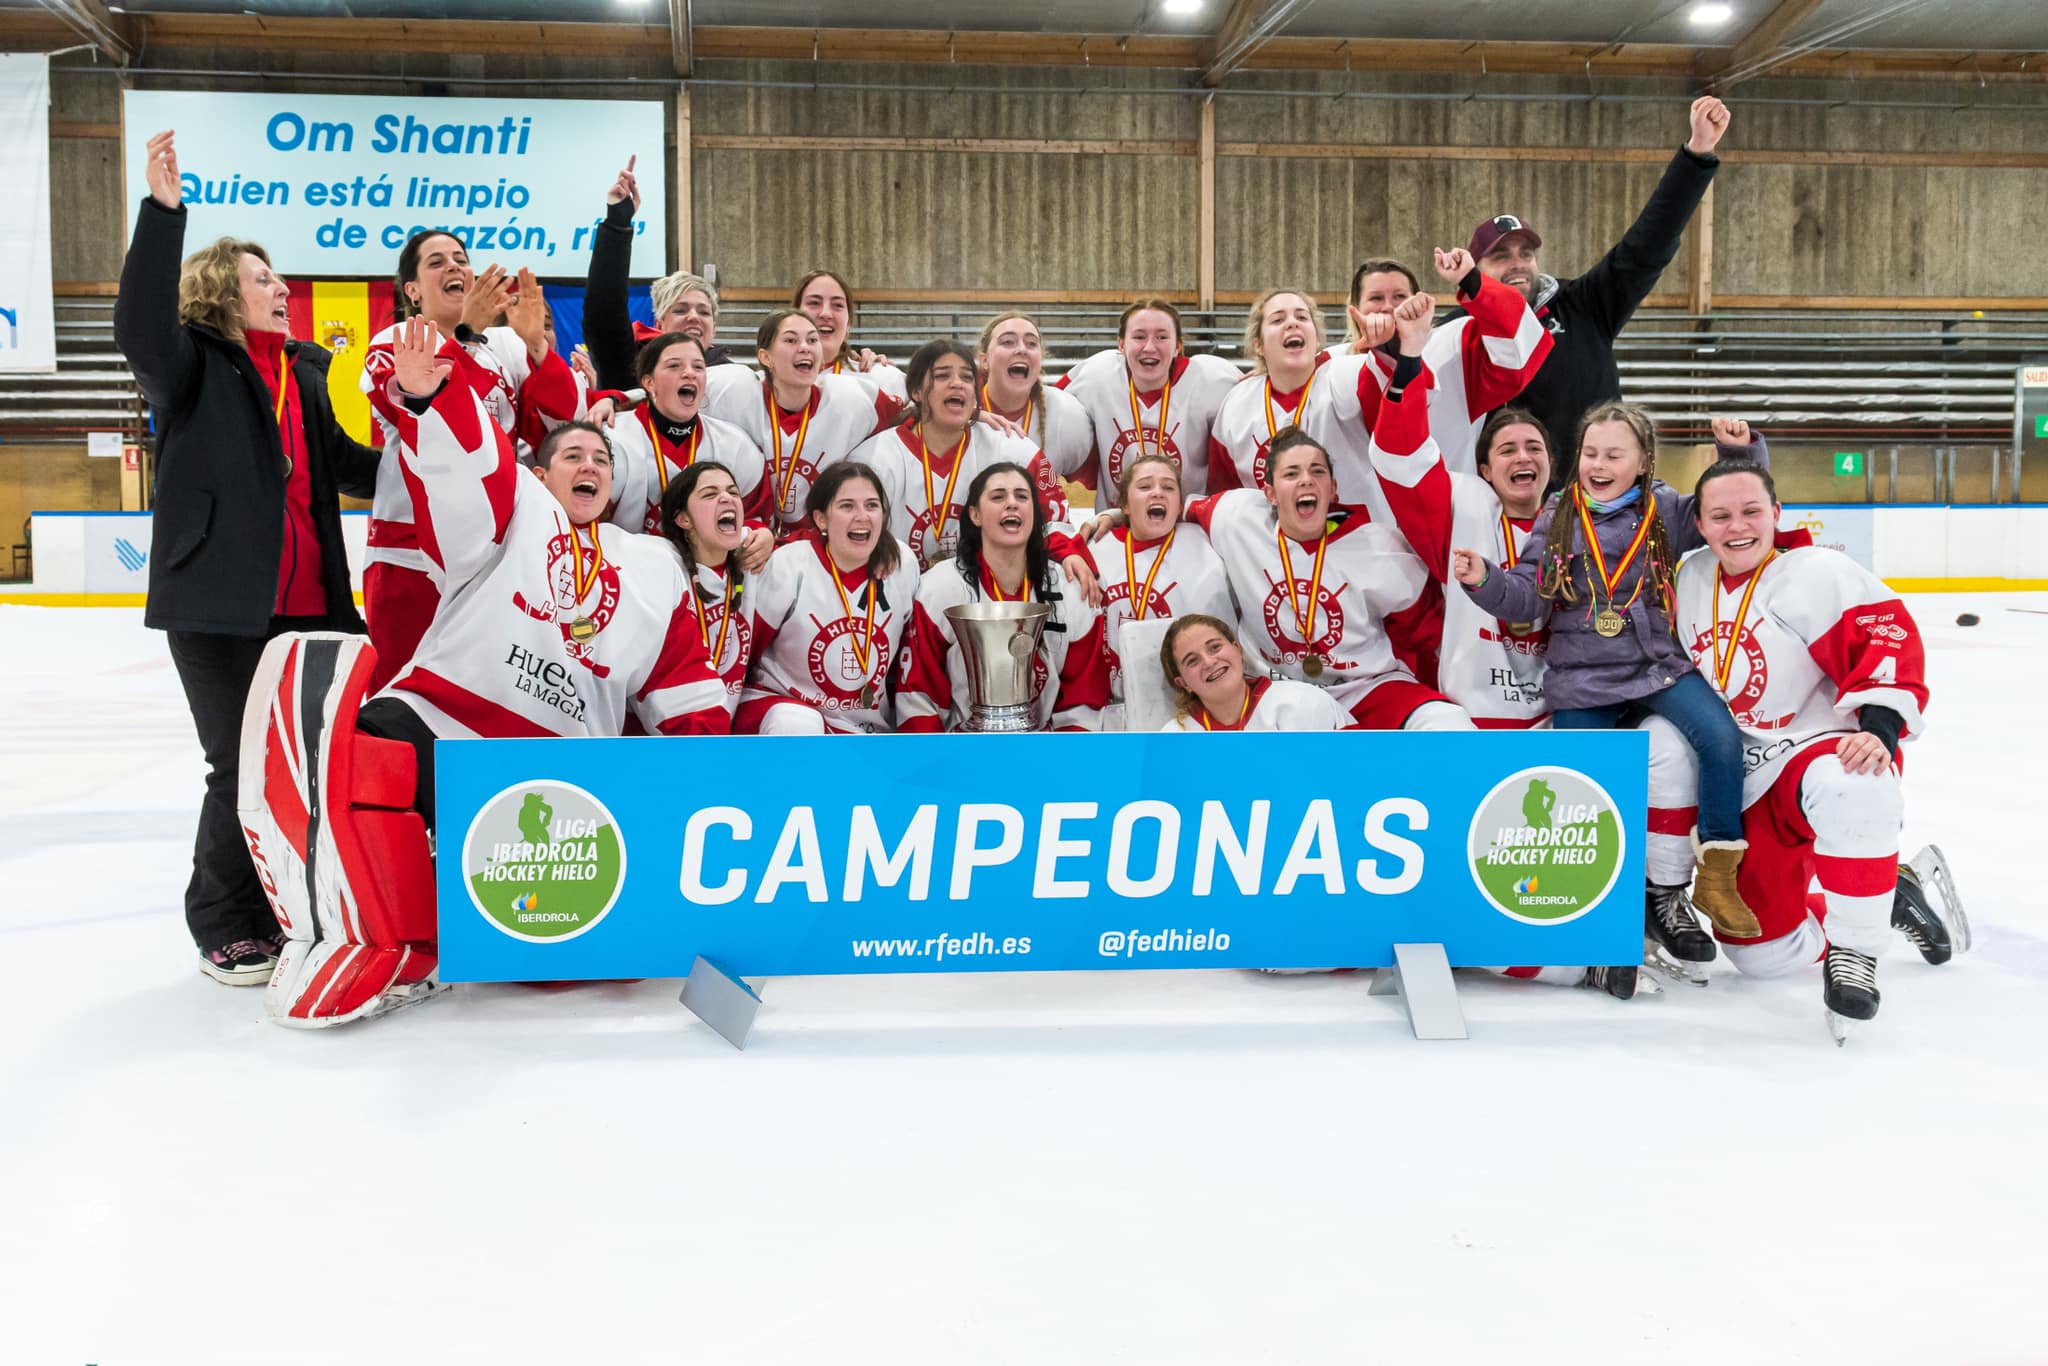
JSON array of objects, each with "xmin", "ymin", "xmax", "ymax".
[{"xmin": 1451, "ymin": 404, "xmax": 1767, "ymax": 940}]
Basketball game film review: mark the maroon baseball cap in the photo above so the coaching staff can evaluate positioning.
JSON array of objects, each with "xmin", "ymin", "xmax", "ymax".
[{"xmin": 1469, "ymin": 213, "xmax": 1543, "ymax": 259}]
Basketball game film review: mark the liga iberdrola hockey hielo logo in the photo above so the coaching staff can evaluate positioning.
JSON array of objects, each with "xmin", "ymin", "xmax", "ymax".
[
  {"xmin": 461, "ymin": 780, "xmax": 626, "ymax": 943},
  {"xmin": 1467, "ymin": 767, "xmax": 1625, "ymax": 925}
]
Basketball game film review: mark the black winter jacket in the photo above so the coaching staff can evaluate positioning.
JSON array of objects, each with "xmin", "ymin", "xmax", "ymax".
[
  {"xmin": 583, "ymin": 196, "xmax": 731, "ymax": 393},
  {"xmin": 1487, "ymin": 145, "xmax": 1718, "ymax": 457},
  {"xmin": 114, "ymin": 197, "xmax": 379, "ymax": 637}
]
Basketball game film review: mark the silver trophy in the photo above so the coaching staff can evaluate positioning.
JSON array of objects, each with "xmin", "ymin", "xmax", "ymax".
[{"xmin": 945, "ymin": 601, "xmax": 1053, "ymax": 732}]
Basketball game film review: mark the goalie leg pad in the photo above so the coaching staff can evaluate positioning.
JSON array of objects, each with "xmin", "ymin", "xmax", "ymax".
[{"xmin": 238, "ymin": 633, "xmax": 439, "ymax": 1028}]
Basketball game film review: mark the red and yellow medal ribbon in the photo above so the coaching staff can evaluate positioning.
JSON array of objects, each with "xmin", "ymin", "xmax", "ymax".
[
  {"xmin": 643, "ymin": 408, "xmax": 703, "ymax": 484},
  {"xmin": 1574, "ymin": 485, "xmax": 1655, "ymax": 616},
  {"xmin": 569, "ymin": 521, "xmax": 604, "ymax": 606},
  {"xmin": 825, "ymin": 555, "xmax": 878, "ymax": 684},
  {"xmin": 1276, "ymin": 525, "xmax": 1329, "ymax": 649},
  {"xmin": 1199, "ymin": 685, "xmax": 1254, "ymax": 732},
  {"xmin": 273, "ymin": 345, "xmax": 291, "ymax": 425},
  {"xmin": 1123, "ymin": 527, "xmax": 1175, "ymax": 623},
  {"xmin": 1262, "ymin": 368, "xmax": 1315, "ymax": 439},
  {"xmin": 697, "ymin": 569, "xmax": 737, "ymax": 666},
  {"xmin": 1710, "ymin": 550, "xmax": 1776, "ymax": 696},
  {"xmin": 766, "ymin": 385, "xmax": 813, "ymax": 515},
  {"xmin": 980, "ymin": 382, "xmax": 1042, "ymax": 446},
  {"xmin": 984, "ymin": 563, "xmax": 1026, "ymax": 603},
  {"xmin": 1126, "ymin": 369, "xmax": 1172, "ymax": 465},
  {"xmin": 918, "ymin": 423, "xmax": 970, "ymax": 546},
  {"xmin": 1500, "ymin": 512, "xmax": 1522, "ymax": 570}
]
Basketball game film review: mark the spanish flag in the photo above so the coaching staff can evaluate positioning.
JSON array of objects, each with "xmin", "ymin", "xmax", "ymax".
[{"xmin": 287, "ymin": 280, "xmax": 398, "ymax": 445}]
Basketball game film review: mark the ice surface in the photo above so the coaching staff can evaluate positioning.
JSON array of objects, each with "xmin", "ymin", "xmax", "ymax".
[{"xmin": 4, "ymin": 600, "xmax": 2045, "ymax": 1364}]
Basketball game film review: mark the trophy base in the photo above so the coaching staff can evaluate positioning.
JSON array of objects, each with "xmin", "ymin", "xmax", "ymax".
[{"xmin": 966, "ymin": 704, "xmax": 1037, "ymax": 733}]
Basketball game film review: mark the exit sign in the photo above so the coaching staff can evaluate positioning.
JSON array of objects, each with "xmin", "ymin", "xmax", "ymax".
[{"xmin": 1833, "ymin": 452, "xmax": 1865, "ymax": 476}]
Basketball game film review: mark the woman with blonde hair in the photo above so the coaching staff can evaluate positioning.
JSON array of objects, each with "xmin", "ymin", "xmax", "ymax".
[
  {"xmin": 975, "ymin": 311, "xmax": 1095, "ymax": 496},
  {"xmin": 581, "ymin": 156, "xmax": 733, "ymax": 391},
  {"xmin": 114, "ymin": 129, "xmax": 382, "ymax": 987}
]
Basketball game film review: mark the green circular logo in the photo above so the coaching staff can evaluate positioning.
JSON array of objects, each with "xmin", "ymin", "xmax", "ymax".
[
  {"xmin": 1466, "ymin": 766, "xmax": 1624, "ymax": 925},
  {"xmin": 461, "ymin": 780, "xmax": 626, "ymax": 942}
]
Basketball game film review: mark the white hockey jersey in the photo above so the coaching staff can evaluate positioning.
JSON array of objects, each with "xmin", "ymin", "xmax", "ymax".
[
  {"xmin": 1369, "ymin": 376, "xmax": 1548, "ymax": 725},
  {"xmin": 739, "ymin": 534, "xmax": 922, "ymax": 734},
  {"xmin": 605, "ymin": 409, "xmax": 770, "ymax": 536},
  {"xmin": 1058, "ymin": 350, "xmax": 1242, "ymax": 505},
  {"xmin": 850, "ymin": 419, "xmax": 1064, "ymax": 572},
  {"xmin": 895, "ymin": 559, "xmax": 1113, "ymax": 733},
  {"xmin": 1158, "ymin": 677, "xmax": 1350, "ymax": 732},
  {"xmin": 705, "ymin": 371, "xmax": 896, "ymax": 534},
  {"xmin": 367, "ymin": 380, "xmax": 726, "ymax": 739},
  {"xmin": 1185, "ymin": 489, "xmax": 1441, "ymax": 719},
  {"xmin": 679, "ymin": 551, "xmax": 752, "ymax": 714},
  {"xmin": 1674, "ymin": 534, "xmax": 1929, "ymax": 805},
  {"xmin": 1205, "ymin": 353, "xmax": 1397, "ymax": 527},
  {"xmin": 1093, "ymin": 523, "xmax": 1239, "ymax": 717},
  {"xmin": 362, "ymin": 323, "xmax": 585, "ymax": 578},
  {"xmin": 1318, "ymin": 272, "xmax": 1552, "ymax": 476},
  {"xmin": 981, "ymin": 382, "xmax": 1097, "ymax": 486}
]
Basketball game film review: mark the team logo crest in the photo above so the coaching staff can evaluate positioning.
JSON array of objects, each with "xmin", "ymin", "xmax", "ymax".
[
  {"xmin": 511, "ymin": 532, "xmax": 623, "ymax": 677},
  {"xmin": 1687, "ymin": 622, "xmax": 1792, "ymax": 729},
  {"xmin": 1259, "ymin": 576, "xmax": 1347, "ymax": 673},
  {"xmin": 1101, "ymin": 581, "xmax": 1177, "ymax": 687},
  {"xmin": 1467, "ymin": 767, "xmax": 1625, "ymax": 926},
  {"xmin": 702, "ymin": 600, "xmax": 753, "ymax": 692},
  {"xmin": 806, "ymin": 614, "xmax": 893, "ymax": 709},
  {"xmin": 907, "ymin": 504, "xmax": 962, "ymax": 570},
  {"xmin": 320, "ymin": 319, "xmax": 357, "ymax": 354},
  {"xmin": 772, "ymin": 455, "xmax": 822, "ymax": 524},
  {"xmin": 1104, "ymin": 423, "xmax": 1182, "ymax": 490}
]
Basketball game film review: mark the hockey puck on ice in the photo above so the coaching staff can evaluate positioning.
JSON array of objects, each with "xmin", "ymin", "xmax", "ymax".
[{"xmin": 1955, "ymin": 613, "xmax": 1980, "ymax": 626}]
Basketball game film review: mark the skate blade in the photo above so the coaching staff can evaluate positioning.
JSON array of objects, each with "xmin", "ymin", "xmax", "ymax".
[
  {"xmin": 1642, "ymin": 941, "xmax": 1711, "ymax": 988},
  {"xmin": 1907, "ymin": 844, "xmax": 1970, "ymax": 955},
  {"xmin": 362, "ymin": 979, "xmax": 450, "ymax": 1021},
  {"xmin": 1827, "ymin": 1010, "xmax": 1855, "ymax": 1046}
]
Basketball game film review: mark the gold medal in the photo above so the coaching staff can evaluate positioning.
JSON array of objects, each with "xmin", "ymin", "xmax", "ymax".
[
  {"xmin": 570, "ymin": 616, "xmax": 596, "ymax": 643},
  {"xmin": 1593, "ymin": 608, "xmax": 1625, "ymax": 638},
  {"xmin": 1303, "ymin": 653, "xmax": 1325, "ymax": 678}
]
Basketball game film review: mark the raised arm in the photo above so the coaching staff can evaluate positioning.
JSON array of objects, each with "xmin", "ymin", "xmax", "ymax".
[
  {"xmin": 1667, "ymin": 417, "xmax": 1772, "ymax": 553},
  {"xmin": 582, "ymin": 158, "xmax": 643, "ymax": 393},
  {"xmin": 1575, "ymin": 97, "xmax": 1728, "ymax": 337},
  {"xmin": 112, "ymin": 132, "xmax": 201, "ymax": 413}
]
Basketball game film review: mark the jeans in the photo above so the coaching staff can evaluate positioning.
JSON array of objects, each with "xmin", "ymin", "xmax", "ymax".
[{"xmin": 1553, "ymin": 671, "xmax": 1746, "ymax": 842}]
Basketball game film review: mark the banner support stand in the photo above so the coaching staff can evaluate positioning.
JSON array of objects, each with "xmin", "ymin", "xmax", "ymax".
[
  {"xmin": 680, "ymin": 956, "xmax": 761, "ymax": 1049},
  {"xmin": 1367, "ymin": 943, "xmax": 1468, "ymax": 1040}
]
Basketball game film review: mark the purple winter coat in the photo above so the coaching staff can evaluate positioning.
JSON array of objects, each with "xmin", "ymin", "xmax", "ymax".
[{"xmin": 1466, "ymin": 434, "xmax": 1770, "ymax": 711}]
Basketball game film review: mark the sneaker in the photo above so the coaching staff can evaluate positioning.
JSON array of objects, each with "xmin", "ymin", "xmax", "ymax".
[{"xmin": 201, "ymin": 938, "xmax": 279, "ymax": 986}]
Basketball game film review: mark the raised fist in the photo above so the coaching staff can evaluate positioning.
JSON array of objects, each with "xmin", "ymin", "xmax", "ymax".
[
  {"xmin": 1710, "ymin": 416, "xmax": 1753, "ymax": 447},
  {"xmin": 1433, "ymin": 247, "xmax": 1475, "ymax": 286},
  {"xmin": 1451, "ymin": 548, "xmax": 1489, "ymax": 588},
  {"xmin": 1347, "ymin": 307, "xmax": 1397, "ymax": 352},
  {"xmin": 1392, "ymin": 292, "xmax": 1436, "ymax": 355},
  {"xmin": 1688, "ymin": 96, "xmax": 1731, "ymax": 156}
]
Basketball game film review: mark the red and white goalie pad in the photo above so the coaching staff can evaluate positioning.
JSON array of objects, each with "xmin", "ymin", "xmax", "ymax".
[{"xmin": 237, "ymin": 633, "xmax": 439, "ymax": 1028}]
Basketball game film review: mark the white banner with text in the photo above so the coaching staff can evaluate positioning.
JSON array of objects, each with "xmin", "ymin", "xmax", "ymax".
[{"xmin": 0, "ymin": 54, "xmax": 56, "ymax": 373}]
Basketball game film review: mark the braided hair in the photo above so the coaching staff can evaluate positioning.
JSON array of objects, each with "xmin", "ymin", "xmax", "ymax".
[{"xmin": 1535, "ymin": 402, "xmax": 1679, "ymax": 626}]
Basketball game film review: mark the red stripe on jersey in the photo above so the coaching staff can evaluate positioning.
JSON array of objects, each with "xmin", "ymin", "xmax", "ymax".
[
  {"xmin": 366, "ymin": 519, "xmax": 419, "ymax": 550},
  {"xmin": 1648, "ymin": 805, "xmax": 1699, "ymax": 836},
  {"xmin": 1812, "ymin": 852, "xmax": 1898, "ymax": 898},
  {"xmin": 393, "ymin": 666, "xmax": 560, "ymax": 738}
]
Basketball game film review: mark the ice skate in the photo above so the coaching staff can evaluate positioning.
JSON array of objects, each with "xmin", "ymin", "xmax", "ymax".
[
  {"xmin": 1643, "ymin": 881, "xmax": 1714, "ymax": 986},
  {"xmin": 1580, "ymin": 965, "xmax": 1659, "ymax": 1000},
  {"xmin": 1894, "ymin": 844, "xmax": 1969, "ymax": 962},
  {"xmin": 1823, "ymin": 944, "xmax": 1880, "ymax": 1046}
]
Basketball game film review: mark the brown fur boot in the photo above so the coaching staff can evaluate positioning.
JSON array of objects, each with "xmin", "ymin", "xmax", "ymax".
[{"xmin": 1690, "ymin": 837, "xmax": 1763, "ymax": 939}]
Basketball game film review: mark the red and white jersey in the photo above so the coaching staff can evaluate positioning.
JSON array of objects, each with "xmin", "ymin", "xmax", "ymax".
[
  {"xmin": 1057, "ymin": 350, "xmax": 1242, "ymax": 505},
  {"xmin": 851, "ymin": 420, "xmax": 1068, "ymax": 572},
  {"xmin": 366, "ymin": 380, "xmax": 726, "ymax": 739},
  {"xmin": 829, "ymin": 355, "xmax": 910, "ymax": 416},
  {"xmin": 1319, "ymin": 273, "xmax": 1552, "ymax": 477},
  {"xmin": 1369, "ymin": 378, "xmax": 1547, "ymax": 726},
  {"xmin": 740, "ymin": 535, "xmax": 922, "ymax": 734},
  {"xmin": 981, "ymin": 383, "xmax": 1097, "ymax": 486},
  {"xmin": 513, "ymin": 348, "xmax": 591, "ymax": 460},
  {"xmin": 1158, "ymin": 677, "xmax": 1349, "ymax": 732},
  {"xmin": 363, "ymin": 323, "xmax": 584, "ymax": 579},
  {"xmin": 1093, "ymin": 524, "xmax": 1238, "ymax": 713},
  {"xmin": 1205, "ymin": 353, "xmax": 1396, "ymax": 527},
  {"xmin": 896, "ymin": 561, "xmax": 1112, "ymax": 732},
  {"xmin": 677, "ymin": 551, "xmax": 752, "ymax": 714},
  {"xmin": 605, "ymin": 410, "xmax": 770, "ymax": 536},
  {"xmin": 1675, "ymin": 534, "xmax": 1929, "ymax": 806},
  {"xmin": 1185, "ymin": 489, "xmax": 1439, "ymax": 716},
  {"xmin": 705, "ymin": 372, "xmax": 896, "ymax": 534}
]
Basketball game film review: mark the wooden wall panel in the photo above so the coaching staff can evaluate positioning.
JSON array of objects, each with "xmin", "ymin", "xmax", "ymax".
[
  {"xmin": 695, "ymin": 148, "xmax": 1196, "ymax": 293},
  {"xmin": 51, "ymin": 136, "xmax": 126, "ymax": 284},
  {"xmin": 0, "ymin": 451, "xmax": 122, "ymax": 551}
]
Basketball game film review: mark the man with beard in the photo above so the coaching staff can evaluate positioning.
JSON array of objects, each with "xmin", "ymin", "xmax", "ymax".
[{"xmin": 1468, "ymin": 95, "xmax": 1730, "ymax": 466}]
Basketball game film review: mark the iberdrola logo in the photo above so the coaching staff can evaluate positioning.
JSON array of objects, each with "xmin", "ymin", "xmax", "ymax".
[
  {"xmin": 460, "ymin": 781, "xmax": 626, "ymax": 942},
  {"xmin": 1467, "ymin": 767, "xmax": 1623, "ymax": 925}
]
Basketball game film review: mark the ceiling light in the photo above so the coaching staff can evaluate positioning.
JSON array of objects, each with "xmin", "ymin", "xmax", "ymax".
[
  {"xmin": 1162, "ymin": 0, "xmax": 1204, "ymax": 15},
  {"xmin": 1689, "ymin": 2, "xmax": 1734, "ymax": 25}
]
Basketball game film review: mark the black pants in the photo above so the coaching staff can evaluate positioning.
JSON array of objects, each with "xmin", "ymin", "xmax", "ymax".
[
  {"xmin": 357, "ymin": 696, "xmax": 439, "ymax": 836},
  {"xmin": 165, "ymin": 617, "xmax": 334, "ymax": 951}
]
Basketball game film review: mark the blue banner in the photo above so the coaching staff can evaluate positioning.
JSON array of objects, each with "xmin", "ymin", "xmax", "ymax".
[{"xmin": 435, "ymin": 731, "xmax": 1648, "ymax": 982}]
